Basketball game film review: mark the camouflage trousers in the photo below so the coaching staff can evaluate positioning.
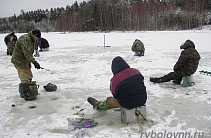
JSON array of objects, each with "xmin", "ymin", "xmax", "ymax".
[
  {"xmin": 165, "ymin": 69, "xmax": 191, "ymax": 81},
  {"xmin": 14, "ymin": 65, "xmax": 33, "ymax": 84},
  {"xmin": 95, "ymin": 97, "xmax": 122, "ymax": 110}
]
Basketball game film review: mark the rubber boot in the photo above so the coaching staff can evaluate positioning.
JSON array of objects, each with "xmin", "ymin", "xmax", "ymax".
[
  {"xmin": 21, "ymin": 83, "xmax": 37, "ymax": 101},
  {"xmin": 150, "ymin": 75, "xmax": 168, "ymax": 83},
  {"xmin": 87, "ymin": 97, "xmax": 98, "ymax": 108},
  {"xmin": 172, "ymin": 77, "xmax": 182, "ymax": 85},
  {"xmin": 19, "ymin": 83, "xmax": 24, "ymax": 98},
  {"xmin": 87, "ymin": 97, "xmax": 110, "ymax": 110}
]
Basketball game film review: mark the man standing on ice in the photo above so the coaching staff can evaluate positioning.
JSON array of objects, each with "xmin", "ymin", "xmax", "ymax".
[
  {"xmin": 87, "ymin": 56, "xmax": 147, "ymax": 110},
  {"xmin": 4, "ymin": 32, "xmax": 17, "ymax": 55},
  {"xmin": 150, "ymin": 39, "xmax": 200, "ymax": 85},
  {"xmin": 11, "ymin": 30, "xmax": 41, "ymax": 101}
]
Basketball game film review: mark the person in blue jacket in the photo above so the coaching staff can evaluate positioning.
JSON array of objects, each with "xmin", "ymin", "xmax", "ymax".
[{"xmin": 87, "ymin": 56, "xmax": 147, "ymax": 110}]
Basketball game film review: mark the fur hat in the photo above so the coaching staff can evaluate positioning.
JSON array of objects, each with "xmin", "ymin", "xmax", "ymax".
[{"xmin": 32, "ymin": 29, "xmax": 41, "ymax": 38}]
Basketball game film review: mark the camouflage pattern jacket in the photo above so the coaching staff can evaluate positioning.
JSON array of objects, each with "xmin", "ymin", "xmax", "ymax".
[
  {"xmin": 173, "ymin": 40, "xmax": 200, "ymax": 75},
  {"xmin": 11, "ymin": 31, "xmax": 36, "ymax": 69},
  {"xmin": 131, "ymin": 39, "xmax": 145, "ymax": 52}
]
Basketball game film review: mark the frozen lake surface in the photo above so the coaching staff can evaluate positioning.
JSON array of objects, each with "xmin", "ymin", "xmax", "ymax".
[{"xmin": 0, "ymin": 30, "xmax": 211, "ymax": 138}]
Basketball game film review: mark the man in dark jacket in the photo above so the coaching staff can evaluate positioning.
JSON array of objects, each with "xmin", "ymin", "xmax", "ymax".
[
  {"xmin": 34, "ymin": 37, "xmax": 50, "ymax": 57},
  {"xmin": 87, "ymin": 56, "xmax": 147, "ymax": 110},
  {"xmin": 150, "ymin": 39, "xmax": 200, "ymax": 84},
  {"xmin": 39, "ymin": 38, "xmax": 49, "ymax": 52},
  {"xmin": 4, "ymin": 32, "xmax": 17, "ymax": 55}
]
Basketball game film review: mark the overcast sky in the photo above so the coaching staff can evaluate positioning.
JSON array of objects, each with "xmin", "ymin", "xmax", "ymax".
[{"xmin": 0, "ymin": 0, "xmax": 85, "ymax": 18}]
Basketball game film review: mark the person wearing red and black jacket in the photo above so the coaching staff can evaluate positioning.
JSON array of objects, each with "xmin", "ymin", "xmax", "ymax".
[{"xmin": 87, "ymin": 56, "xmax": 147, "ymax": 110}]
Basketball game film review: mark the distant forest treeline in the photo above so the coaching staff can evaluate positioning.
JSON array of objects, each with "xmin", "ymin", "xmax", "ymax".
[{"xmin": 0, "ymin": 0, "xmax": 211, "ymax": 33}]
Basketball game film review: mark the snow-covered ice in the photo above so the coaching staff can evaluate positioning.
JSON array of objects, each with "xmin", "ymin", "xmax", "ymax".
[{"xmin": 0, "ymin": 29, "xmax": 211, "ymax": 138}]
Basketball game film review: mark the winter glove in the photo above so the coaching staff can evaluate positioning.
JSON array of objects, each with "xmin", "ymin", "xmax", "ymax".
[{"xmin": 33, "ymin": 61, "xmax": 40, "ymax": 69}]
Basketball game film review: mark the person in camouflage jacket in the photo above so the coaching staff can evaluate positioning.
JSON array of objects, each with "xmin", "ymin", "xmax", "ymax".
[
  {"xmin": 4, "ymin": 32, "xmax": 17, "ymax": 55},
  {"xmin": 11, "ymin": 30, "xmax": 41, "ymax": 101},
  {"xmin": 150, "ymin": 39, "xmax": 201, "ymax": 85},
  {"xmin": 131, "ymin": 39, "xmax": 145, "ymax": 56}
]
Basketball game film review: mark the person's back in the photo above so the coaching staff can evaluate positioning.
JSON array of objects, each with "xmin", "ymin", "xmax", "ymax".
[
  {"xmin": 111, "ymin": 56, "xmax": 147, "ymax": 108},
  {"xmin": 132, "ymin": 39, "xmax": 145, "ymax": 56},
  {"xmin": 40, "ymin": 38, "xmax": 49, "ymax": 48},
  {"xmin": 150, "ymin": 39, "xmax": 200, "ymax": 84},
  {"xmin": 174, "ymin": 40, "xmax": 200, "ymax": 76},
  {"xmin": 39, "ymin": 38, "xmax": 49, "ymax": 52},
  {"xmin": 87, "ymin": 56, "xmax": 147, "ymax": 110},
  {"xmin": 11, "ymin": 32, "xmax": 35, "ymax": 69}
]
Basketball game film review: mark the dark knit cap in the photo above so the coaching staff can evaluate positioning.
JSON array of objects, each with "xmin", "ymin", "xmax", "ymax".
[{"xmin": 32, "ymin": 29, "xmax": 41, "ymax": 38}]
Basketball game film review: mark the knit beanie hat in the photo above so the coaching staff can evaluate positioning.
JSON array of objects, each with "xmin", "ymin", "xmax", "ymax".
[{"xmin": 32, "ymin": 29, "xmax": 41, "ymax": 38}]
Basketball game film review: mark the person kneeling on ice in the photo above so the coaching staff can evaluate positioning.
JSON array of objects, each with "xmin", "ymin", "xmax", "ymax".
[
  {"xmin": 131, "ymin": 39, "xmax": 145, "ymax": 56},
  {"xmin": 87, "ymin": 56, "xmax": 147, "ymax": 110},
  {"xmin": 150, "ymin": 39, "xmax": 200, "ymax": 85},
  {"xmin": 11, "ymin": 30, "xmax": 42, "ymax": 101}
]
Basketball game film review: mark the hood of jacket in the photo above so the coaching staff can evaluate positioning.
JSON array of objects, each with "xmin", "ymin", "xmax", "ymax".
[
  {"xmin": 111, "ymin": 56, "xmax": 130, "ymax": 76},
  {"xmin": 180, "ymin": 39, "xmax": 195, "ymax": 49}
]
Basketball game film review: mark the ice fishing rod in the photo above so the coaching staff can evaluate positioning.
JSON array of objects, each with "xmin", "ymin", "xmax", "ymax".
[{"xmin": 40, "ymin": 67, "xmax": 50, "ymax": 71}]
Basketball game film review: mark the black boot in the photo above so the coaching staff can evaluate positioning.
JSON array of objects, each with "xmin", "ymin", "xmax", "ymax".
[
  {"xmin": 150, "ymin": 75, "xmax": 168, "ymax": 83},
  {"xmin": 172, "ymin": 77, "xmax": 182, "ymax": 85},
  {"xmin": 21, "ymin": 83, "xmax": 37, "ymax": 101},
  {"xmin": 87, "ymin": 97, "xmax": 98, "ymax": 108},
  {"xmin": 172, "ymin": 80, "xmax": 180, "ymax": 85}
]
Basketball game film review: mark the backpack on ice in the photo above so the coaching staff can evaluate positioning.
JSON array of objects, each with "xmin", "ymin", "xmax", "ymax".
[{"xmin": 43, "ymin": 83, "xmax": 57, "ymax": 92}]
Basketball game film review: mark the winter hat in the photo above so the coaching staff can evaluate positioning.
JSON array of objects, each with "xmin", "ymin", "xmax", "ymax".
[
  {"xmin": 32, "ymin": 29, "xmax": 41, "ymax": 38},
  {"xmin": 184, "ymin": 39, "xmax": 195, "ymax": 48},
  {"xmin": 180, "ymin": 39, "xmax": 195, "ymax": 49}
]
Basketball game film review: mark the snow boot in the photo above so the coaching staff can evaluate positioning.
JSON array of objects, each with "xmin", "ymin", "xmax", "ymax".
[
  {"xmin": 19, "ymin": 81, "xmax": 38, "ymax": 98},
  {"xmin": 19, "ymin": 83, "xmax": 24, "ymax": 98},
  {"xmin": 150, "ymin": 75, "xmax": 168, "ymax": 83},
  {"xmin": 172, "ymin": 77, "xmax": 182, "ymax": 85},
  {"xmin": 87, "ymin": 97, "xmax": 110, "ymax": 110},
  {"xmin": 172, "ymin": 80, "xmax": 181, "ymax": 85},
  {"xmin": 21, "ymin": 82, "xmax": 38, "ymax": 101},
  {"xmin": 87, "ymin": 97, "xmax": 98, "ymax": 108},
  {"xmin": 34, "ymin": 50, "xmax": 40, "ymax": 57}
]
